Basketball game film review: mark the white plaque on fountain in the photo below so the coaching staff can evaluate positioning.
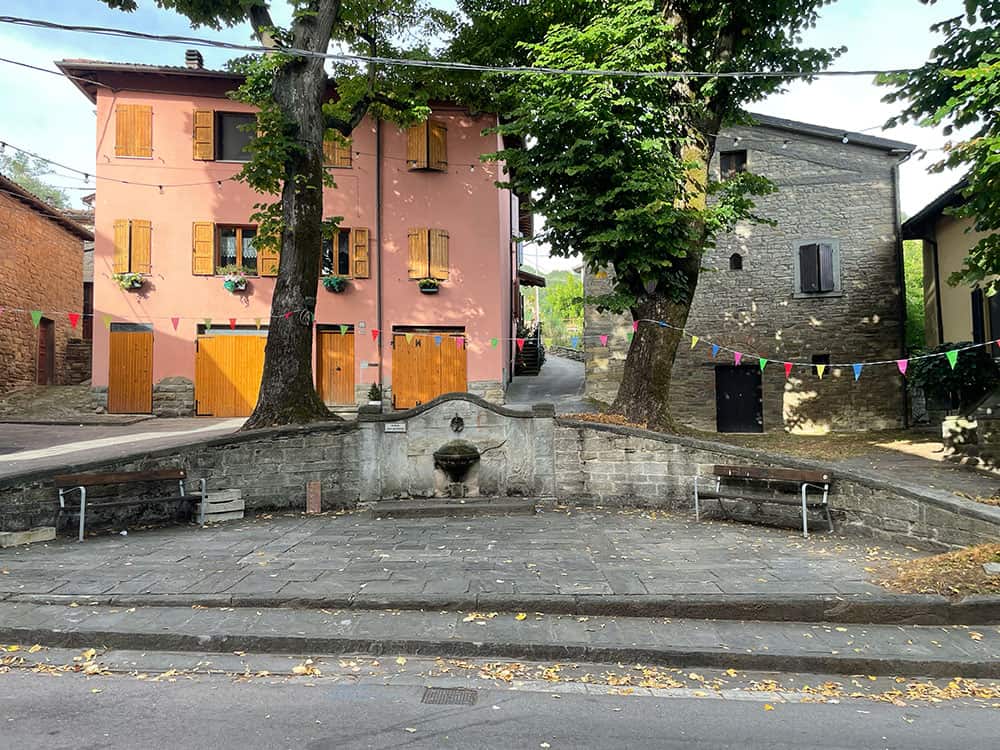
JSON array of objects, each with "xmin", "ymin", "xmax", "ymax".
[{"xmin": 384, "ymin": 422, "xmax": 407, "ymax": 433}]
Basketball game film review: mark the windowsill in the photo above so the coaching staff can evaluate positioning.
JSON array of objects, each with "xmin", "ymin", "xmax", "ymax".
[
  {"xmin": 215, "ymin": 159, "xmax": 251, "ymax": 164},
  {"xmin": 792, "ymin": 291, "xmax": 844, "ymax": 299},
  {"xmin": 114, "ymin": 155, "xmax": 153, "ymax": 160}
]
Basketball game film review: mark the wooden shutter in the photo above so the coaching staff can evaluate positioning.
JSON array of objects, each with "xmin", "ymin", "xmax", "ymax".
[
  {"xmin": 407, "ymin": 122, "xmax": 428, "ymax": 170},
  {"xmin": 130, "ymin": 220, "xmax": 152, "ymax": 274},
  {"xmin": 323, "ymin": 137, "xmax": 352, "ymax": 168},
  {"xmin": 818, "ymin": 243, "xmax": 836, "ymax": 292},
  {"xmin": 798, "ymin": 243, "xmax": 820, "ymax": 293},
  {"xmin": 351, "ymin": 227, "xmax": 370, "ymax": 278},
  {"xmin": 192, "ymin": 109, "xmax": 215, "ymax": 161},
  {"xmin": 429, "ymin": 228, "xmax": 450, "ymax": 281},
  {"xmin": 192, "ymin": 222, "xmax": 215, "ymax": 275},
  {"xmin": 428, "ymin": 121, "xmax": 447, "ymax": 171},
  {"xmin": 258, "ymin": 242, "xmax": 280, "ymax": 277},
  {"xmin": 408, "ymin": 228, "xmax": 429, "ymax": 278},
  {"xmin": 112, "ymin": 220, "xmax": 130, "ymax": 273},
  {"xmin": 115, "ymin": 104, "xmax": 152, "ymax": 157}
]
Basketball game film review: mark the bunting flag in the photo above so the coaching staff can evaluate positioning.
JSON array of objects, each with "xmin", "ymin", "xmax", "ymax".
[
  {"xmin": 103, "ymin": 314, "xmax": 113, "ymax": 330},
  {"xmin": 853, "ymin": 363, "xmax": 863, "ymax": 381},
  {"xmin": 405, "ymin": 332, "xmax": 414, "ymax": 344},
  {"xmin": 759, "ymin": 357, "xmax": 767, "ymax": 372},
  {"xmin": 711, "ymin": 344, "xmax": 720, "ymax": 358},
  {"xmin": 570, "ymin": 336, "xmax": 580, "ymax": 348},
  {"xmin": 626, "ymin": 332, "xmax": 634, "ymax": 343},
  {"xmin": 733, "ymin": 352, "xmax": 742, "ymax": 366},
  {"xmin": 456, "ymin": 336, "xmax": 465, "ymax": 349},
  {"xmin": 283, "ymin": 311, "xmax": 293, "ymax": 319},
  {"xmin": 490, "ymin": 337, "xmax": 498, "ymax": 348},
  {"xmin": 690, "ymin": 335, "xmax": 699, "ymax": 349},
  {"xmin": 339, "ymin": 324, "xmax": 349, "ymax": 335},
  {"xmin": 946, "ymin": 349, "xmax": 959, "ymax": 369},
  {"xmin": 29, "ymin": 310, "xmax": 43, "ymax": 328},
  {"xmin": 816, "ymin": 363, "xmax": 826, "ymax": 379},
  {"xmin": 783, "ymin": 362, "xmax": 793, "ymax": 379},
  {"xmin": 229, "ymin": 318, "xmax": 237, "ymax": 330},
  {"xmin": 632, "ymin": 320, "xmax": 638, "ymax": 332},
  {"xmin": 170, "ymin": 317, "xmax": 180, "ymax": 331},
  {"xmin": 371, "ymin": 328, "xmax": 380, "ymax": 342},
  {"xmin": 203, "ymin": 318, "xmax": 212, "ymax": 331},
  {"xmin": 897, "ymin": 359, "xmax": 908, "ymax": 376},
  {"xmin": 434, "ymin": 335, "xmax": 442, "ymax": 346},
  {"xmin": 254, "ymin": 318, "xmax": 262, "ymax": 329},
  {"xmin": 595, "ymin": 270, "xmax": 607, "ymax": 279},
  {"xmin": 599, "ymin": 334, "xmax": 609, "ymax": 347},
  {"xmin": 68, "ymin": 312, "xmax": 80, "ymax": 329},
  {"xmin": 516, "ymin": 338, "xmax": 525, "ymax": 351}
]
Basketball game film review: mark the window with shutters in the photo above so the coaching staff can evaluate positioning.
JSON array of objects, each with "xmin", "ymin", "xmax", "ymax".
[
  {"xmin": 215, "ymin": 112, "xmax": 255, "ymax": 162},
  {"xmin": 793, "ymin": 239, "xmax": 841, "ymax": 297},
  {"xmin": 406, "ymin": 120, "xmax": 448, "ymax": 172},
  {"xmin": 115, "ymin": 105, "xmax": 153, "ymax": 158},
  {"xmin": 217, "ymin": 225, "xmax": 258, "ymax": 274},
  {"xmin": 323, "ymin": 136, "xmax": 352, "ymax": 168},
  {"xmin": 320, "ymin": 228, "xmax": 370, "ymax": 279},
  {"xmin": 407, "ymin": 228, "xmax": 449, "ymax": 280},
  {"xmin": 719, "ymin": 150, "xmax": 747, "ymax": 179},
  {"xmin": 112, "ymin": 219, "xmax": 152, "ymax": 274}
]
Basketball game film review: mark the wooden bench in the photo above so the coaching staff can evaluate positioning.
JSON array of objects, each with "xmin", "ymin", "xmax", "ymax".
[
  {"xmin": 694, "ymin": 464, "xmax": 833, "ymax": 538},
  {"xmin": 54, "ymin": 469, "xmax": 207, "ymax": 542}
]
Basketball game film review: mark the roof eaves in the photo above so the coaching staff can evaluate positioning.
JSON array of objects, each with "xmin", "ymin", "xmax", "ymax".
[
  {"xmin": 745, "ymin": 112, "xmax": 916, "ymax": 154},
  {"xmin": 0, "ymin": 173, "xmax": 94, "ymax": 241}
]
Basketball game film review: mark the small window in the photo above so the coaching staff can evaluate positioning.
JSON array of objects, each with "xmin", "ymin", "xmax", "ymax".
[
  {"xmin": 112, "ymin": 219, "xmax": 152, "ymax": 275},
  {"xmin": 720, "ymin": 150, "xmax": 747, "ymax": 178},
  {"xmin": 729, "ymin": 253, "xmax": 743, "ymax": 271},
  {"xmin": 322, "ymin": 231, "xmax": 352, "ymax": 277},
  {"xmin": 217, "ymin": 225, "xmax": 257, "ymax": 275},
  {"xmin": 216, "ymin": 112, "xmax": 255, "ymax": 161},
  {"xmin": 811, "ymin": 353, "xmax": 830, "ymax": 376},
  {"xmin": 115, "ymin": 104, "xmax": 153, "ymax": 158},
  {"xmin": 795, "ymin": 240, "xmax": 840, "ymax": 296}
]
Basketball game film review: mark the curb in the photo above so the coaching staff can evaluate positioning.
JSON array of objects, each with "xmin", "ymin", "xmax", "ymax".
[{"xmin": 7, "ymin": 591, "xmax": 1000, "ymax": 626}]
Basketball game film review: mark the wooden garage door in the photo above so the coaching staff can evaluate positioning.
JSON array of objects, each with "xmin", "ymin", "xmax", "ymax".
[
  {"xmin": 316, "ymin": 329, "xmax": 355, "ymax": 404},
  {"xmin": 195, "ymin": 333, "xmax": 266, "ymax": 417},
  {"xmin": 108, "ymin": 326, "xmax": 153, "ymax": 414},
  {"xmin": 391, "ymin": 332, "xmax": 467, "ymax": 409}
]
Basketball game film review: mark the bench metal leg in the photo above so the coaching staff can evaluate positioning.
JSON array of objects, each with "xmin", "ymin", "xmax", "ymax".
[
  {"xmin": 694, "ymin": 476, "xmax": 700, "ymax": 521},
  {"xmin": 198, "ymin": 478, "xmax": 207, "ymax": 525},
  {"xmin": 78, "ymin": 487, "xmax": 88, "ymax": 543},
  {"xmin": 800, "ymin": 484, "xmax": 809, "ymax": 539}
]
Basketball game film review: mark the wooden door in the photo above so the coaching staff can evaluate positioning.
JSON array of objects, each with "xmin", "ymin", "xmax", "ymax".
[
  {"xmin": 36, "ymin": 319, "xmax": 55, "ymax": 385},
  {"xmin": 316, "ymin": 330, "xmax": 355, "ymax": 404},
  {"xmin": 391, "ymin": 332, "xmax": 467, "ymax": 409},
  {"xmin": 108, "ymin": 328, "xmax": 153, "ymax": 413},
  {"xmin": 195, "ymin": 333, "xmax": 266, "ymax": 417},
  {"xmin": 715, "ymin": 365, "xmax": 763, "ymax": 433}
]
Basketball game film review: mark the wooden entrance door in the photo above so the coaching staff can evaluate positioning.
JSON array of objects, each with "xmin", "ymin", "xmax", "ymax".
[
  {"xmin": 715, "ymin": 365, "xmax": 763, "ymax": 433},
  {"xmin": 36, "ymin": 318, "xmax": 55, "ymax": 385},
  {"xmin": 316, "ymin": 329, "xmax": 355, "ymax": 404},
  {"xmin": 391, "ymin": 332, "xmax": 467, "ymax": 409},
  {"xmin": 108, "ymin": 326, "xmax": 153, "ymax": 413},
  {"xmin": 195, "ymin": 333, "xmax": 266, "ymax": 417}
]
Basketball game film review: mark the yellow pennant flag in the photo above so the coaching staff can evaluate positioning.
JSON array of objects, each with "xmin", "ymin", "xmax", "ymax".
[
  {"xmin": 405, "ymin": 332, "xmax": 414, "ymax": 344},
  {"xmin": 816, "ymin": 364, "xmax": 826, "ymax": 380},
  {"xmin": 102, "ymin": 314, "xmax": 113, "ymax": 330},
  {"xmin": 690, "ymin": 335, "xmax": 699, "ymax": 349},
  {"xmin": 254, "ymin": 318, "xmax": 262, "ymax": 329}
]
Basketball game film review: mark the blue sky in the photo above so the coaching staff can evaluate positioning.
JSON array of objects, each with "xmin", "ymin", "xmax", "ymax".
[{"xmin": 0, "ymin": 0, "xmax": 972, "ymax": 270}]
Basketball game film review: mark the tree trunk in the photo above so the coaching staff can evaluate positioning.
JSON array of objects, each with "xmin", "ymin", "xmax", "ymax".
[{"xmin": 243, "ymin": 57, "xmax": 334, "ymax": 429}]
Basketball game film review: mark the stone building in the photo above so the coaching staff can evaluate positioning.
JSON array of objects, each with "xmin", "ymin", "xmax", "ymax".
[
  {"xmin": 585, "ymin": 114, "xmax": 914, "ymax": 433},
  {"xmin": 0, "ymin": 173, "xmax": 92, "ymax": 392}
]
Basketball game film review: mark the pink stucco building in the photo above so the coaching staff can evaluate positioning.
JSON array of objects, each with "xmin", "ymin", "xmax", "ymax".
[{"xmin": 59, "ymin": 54, "xmax": 529, "ymax": 416}]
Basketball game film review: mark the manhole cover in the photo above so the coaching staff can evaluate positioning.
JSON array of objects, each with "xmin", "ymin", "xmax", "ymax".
[{"xmin": 421, "ymin": 687, "xmax": 478, "ymax": 706}]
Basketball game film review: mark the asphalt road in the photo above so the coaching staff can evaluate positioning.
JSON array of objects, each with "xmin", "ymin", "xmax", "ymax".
[{"xmin": 0, "ymin": 670, "xmax": 993, "ymax": 750}]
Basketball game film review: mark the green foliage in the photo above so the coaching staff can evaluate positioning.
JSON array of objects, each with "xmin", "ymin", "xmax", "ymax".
[
  {"xmin": 904, "ymin": 239, "xmax": 927, "ymax": 352},
  {"xmin": 0, "ymin": 152, "xmax": 71, "ymax": 209},
  {"xmin": 880, "ymin": 0, "xmax": 1000, "ymax": 291},
  {"xmin": 907, "ymin": 341, "xmax": 1000, "ymax": 412},
  {"xmin": 111, "ymin": 272, "xmax": 144, "ymax": 290},
  {"xmin": 521, "ymin": 267, "xmax": 584, "ymax": 347},
  {"xmin": 321, "ymin": 274, "xmax": 348, "ymax": 292}
]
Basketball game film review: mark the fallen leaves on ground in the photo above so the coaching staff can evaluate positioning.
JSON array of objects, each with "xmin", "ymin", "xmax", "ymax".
[
  {"xmin": 292, "ymin": 659, "xmax": 321, "ymax": 677},
  {"xmin": 875, "ymin": 543, "xmax": 1000, "ymax": 597},
  {"xmin": 561, "ymin": 413, "xmax": 648, "ymax": 430},
  {"xmin": 462, "ymin": 612, "xmax": 499, "ymax": 623}
]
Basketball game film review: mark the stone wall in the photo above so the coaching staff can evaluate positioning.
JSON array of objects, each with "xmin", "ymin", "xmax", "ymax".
[
  {"xmin": 153, "ymin": 376, "xmax": 194, "ymax": 417},
  {"xmin": 550, "ymin": 346, "xmax": 584, "ymax": 362},
  {"xmin": 63, "ymin": 339, "xmax": 92, "ymax": 386},
  {"xmin": 0, "ymin": 191, "xmax": 85, "ymax": 392},
  {"xmin": 585, "ymin": 121, "xmax": 908, "ymax": 433}
]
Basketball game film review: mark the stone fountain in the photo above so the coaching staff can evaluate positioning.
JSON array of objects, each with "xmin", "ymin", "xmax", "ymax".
[{"xmin": 432, "ymin": 440, "xmax": 481, "ymax": 498}]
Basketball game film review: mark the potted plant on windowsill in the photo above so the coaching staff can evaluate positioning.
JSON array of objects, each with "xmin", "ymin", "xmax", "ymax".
[
  {"xmin": 112, "ymin": 272, "xmax": 145, "ymax": 291},
  {"xmin": 321, "ymin": 275, "xmax": 348, "ymax": 293},
  {"xmin": 418, "ymin": 278, "xmax": 440, "ymax": 295},
  {"xmin": 367, "ymin": 383, "xmax": 382, "ymax": 406},
  {"xmin": 217, "ymin": 265, "xmax": 248, "ymax": 293}
]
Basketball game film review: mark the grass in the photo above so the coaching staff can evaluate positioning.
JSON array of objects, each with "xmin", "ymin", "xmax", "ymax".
[{"xmin": 876, "ymin": 543, "xmax": 1000, "ymax": 598}]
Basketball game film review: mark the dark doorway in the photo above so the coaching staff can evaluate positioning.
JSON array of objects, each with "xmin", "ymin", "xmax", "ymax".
[
  {"xmin": 715, "ymin": 365, "xmax": 763, "ymax": 433},
  {"xmin": 37, "ymin": 318, "xmax": 55, "ymax": 385}
]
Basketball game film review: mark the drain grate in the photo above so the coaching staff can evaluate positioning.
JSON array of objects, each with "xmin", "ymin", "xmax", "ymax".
[{"xmin": 421, "ymin": 687, "xmax": 478, "ymax": 706}]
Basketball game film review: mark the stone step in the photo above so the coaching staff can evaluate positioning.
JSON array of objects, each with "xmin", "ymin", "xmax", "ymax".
[{"xmin": 368, "ymin": 498, "xmax": 536, "ymax": 519}]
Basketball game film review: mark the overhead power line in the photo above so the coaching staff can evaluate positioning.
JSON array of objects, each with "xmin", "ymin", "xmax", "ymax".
[{"xmin": 0, "ymin": 15, "xmax": 916, "ymax": 80}]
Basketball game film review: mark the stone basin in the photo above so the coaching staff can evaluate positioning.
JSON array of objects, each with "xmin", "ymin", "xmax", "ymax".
[{"xmin": 432, "ymin": 440, "xmax": 481, "ymax": 483}]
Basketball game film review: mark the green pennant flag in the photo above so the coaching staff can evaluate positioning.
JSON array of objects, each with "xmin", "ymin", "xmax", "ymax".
[
  {"xmin": 490, "ymin": 337, "xmax": 498, "ymax": 348},
  {"xmin": 946, "ymin": 349, "xmax": 959, "ymax": 369},
  {"xmin": 340, "ymin": 324, "xmax": 349, "ymax": 335},
  {"xmin": 627, "ymin": 332, "xmax": 634, "ymax": 343},
  {"xmin": 203, "ymin": 318, "xmax": 212, "ymax": 332},
  {"xmin": 759, "ymin": 358, "xmax": 767, "ymax": 372},
  {"xmin": 29, "ymin": 310, "xmax": 43, "ymax": 328}
]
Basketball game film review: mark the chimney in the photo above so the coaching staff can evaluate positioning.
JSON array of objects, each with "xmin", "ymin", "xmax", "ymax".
[{"xmin": 185, "ymin": 49, "xmax": 204, "ymax": 70}]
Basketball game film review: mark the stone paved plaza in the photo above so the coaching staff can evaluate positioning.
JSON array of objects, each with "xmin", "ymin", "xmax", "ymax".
[{"xmin": 0, "ymin": 509, "xmax": 916, "ymax": 600}]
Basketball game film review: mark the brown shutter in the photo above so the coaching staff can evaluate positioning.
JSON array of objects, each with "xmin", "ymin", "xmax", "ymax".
[
  {"xmin": 428, "ymin": 121, "xmax": 448, "ymax": 172},
  {"xmin": 407, "ymin": 122, "xmax": 428, "ymax": 170},
  {"xmin": 192, "ymin": 109, "xmax": 215, "ymax": 161},
  {"xmin": 130, "ymin": 220, "xmax": 152, "ymax": 274},
  {"xmin": 192, "ymin": 222, "xmax": 215, "ymax": 275},
  {"xmin": 258, "ymin": 242, "xmax": 280, "ymax": 277},
  {"xmin": 429, "ymin": 228, "xmax": 449, "ymax": 281},
  {"xmin": 115, "ymin": 105, "xmax": 152, "ymax": 158},
  {"xmin": 324, "ymin": 137, "xmax": 352, "ymax": 168},
  {"xmin": 798, "ymin": 243, "xmax": 820, "ymax": 293},
  {"xmin": 112, "ymin": 219, "xmax": 130, "ymax": 273},
  {"xmin": 818, "ymin": 243, "xmax": 836, "ymax": 292},
  {"xmin": 351, "ymin": 227, "xmax": 370, "ymax": 278},
  {"xmin": 408, "ymin": 228, "xmax": 429, "ymax": 278}
]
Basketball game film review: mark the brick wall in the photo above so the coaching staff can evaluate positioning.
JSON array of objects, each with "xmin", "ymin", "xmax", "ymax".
[{"xmin": 0, "ymin": 192, "xmax": 85, "ymax": 392}]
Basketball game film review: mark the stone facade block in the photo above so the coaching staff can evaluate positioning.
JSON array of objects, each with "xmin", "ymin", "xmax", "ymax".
[{"xmin": 152, "ymin": 376, "xmax": 195, "ymax": 417}]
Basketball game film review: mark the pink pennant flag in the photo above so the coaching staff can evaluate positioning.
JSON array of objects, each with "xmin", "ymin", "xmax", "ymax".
[
  {"xmin": 733, "ymin": 352, "xmax": 742, "ymax": 366},
  {"xmin": 516, "ymin": 338, "xmax": 525, "ymax": 351},
  {"xmin": 283, "ymin": 311, "xmax": 293, "ymax": 319},
  {"xmin": 632, "ymin": 320, "xmax": 638, "ymax": 332},
  {"xmin": 228, "ymin": 318, "xmax": 237, "ymax": 330},
  {"xmin": 170, "ymin": 317, "xmax": 180, "ymax": 331},
  {"xmin": 68, "ymin": 312, "xmax": 80, "ymax": 329},
  {"xmin": 599, "ymin": 334, "xmax": 608, "ymax": 347},
  {"xmin": 897, "ymin": 359, "xmax": 908, "ymax": 375},
  {"xmin": 783, "ymin": 362, "xmax": 793, "ymax": 379},
  {"xmin": 456, "ymin": 336, "xmax": 465, "ymax": 349},
  {"xmin": 371, "ymin": 328, "xmax": 380, "ymax": 342}
]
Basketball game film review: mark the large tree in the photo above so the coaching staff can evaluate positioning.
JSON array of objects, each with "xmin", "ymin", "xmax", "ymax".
[
  {"xmin": 0, "ymin": 151, "xmax": 72, "ymax": 208},
  {"xmin": 102, "ymin": 0, "xmax": 445, "ymax": 428},
  {"xmin": 881, "ymin": 0, "xmax": 1000, "ymax": 292},
  {"xmin": 453, "ymin": 0, "xmax": 841, "ymax": 429}
]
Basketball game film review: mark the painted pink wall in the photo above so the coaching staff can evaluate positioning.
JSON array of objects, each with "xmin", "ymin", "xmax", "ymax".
[{"xmin": 91, "ymin": 89, "xmax": 512, "ymax": 393}]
